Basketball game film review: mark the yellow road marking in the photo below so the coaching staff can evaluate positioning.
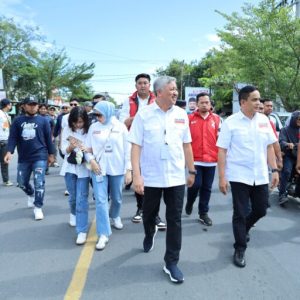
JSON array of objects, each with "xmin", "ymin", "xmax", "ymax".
[{"xmin": 64, "ymin": 218, "xmax": 97, "ymax": 300}]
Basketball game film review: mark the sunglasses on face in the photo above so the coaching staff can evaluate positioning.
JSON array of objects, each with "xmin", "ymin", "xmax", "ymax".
[
  {"xmin": 70, "ymin": 103, "xmax": 78, "ymax": 107},
  {"xmin": 62, "ymin": 106, "xmax": 69, "ymax": 109},
  {"xmin": 93, "ymin": 113, "xmax": 103, "ymax": 118}
]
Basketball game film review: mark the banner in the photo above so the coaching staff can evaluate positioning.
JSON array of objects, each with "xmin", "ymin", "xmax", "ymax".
[{"xmin": 184, "ymin": 86, "xmax": 210, "ymax": 113}]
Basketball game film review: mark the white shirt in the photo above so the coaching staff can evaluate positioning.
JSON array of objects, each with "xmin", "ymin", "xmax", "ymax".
[
  {"xmin": 59, "ymin": 126, "xmax": 90, "ymax": 178},
  {"xmin": 217, "ymin": 110, "xmax": 277, "ymax": 185},
  {"xmin": 85, "ymin": 116, "xmax": 131, "ymax": 176},
  {"xmin": 119, "ymin": 95, "xmax": 150, "ymax": 123},
  {"xmin": 128, "ymin": 101, "xmax": 191, "ymax": 188},
  {"xmin": 61, "ymin": 113, "xmax": 69, "ymax": 130},
  {"xmin": 0, "ymin": 110, "xmax": 10, "ymax": 141}
]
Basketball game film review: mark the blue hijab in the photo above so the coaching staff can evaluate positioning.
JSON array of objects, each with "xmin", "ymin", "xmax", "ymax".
[{"xmin": 94, "ymin": 101, "xmax": 115, "ymax": 125}]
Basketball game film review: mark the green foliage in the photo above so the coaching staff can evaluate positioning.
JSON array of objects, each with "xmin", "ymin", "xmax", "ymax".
[
  {"xmin": 215, "ymin": 0, "xmax": 300, "ymax": 111},
  {"xmin": 0, "ymin": 16, "xmax": 95, "ymax": 102}
]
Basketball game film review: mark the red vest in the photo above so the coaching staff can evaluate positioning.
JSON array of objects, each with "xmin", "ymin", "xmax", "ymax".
[
  {"xmin": 129, "ymin": 91, "xmax": 156, "ymax": 117},
  {"xmin": 189, "ymin": 111, "xmax": 220, "ymax": 163}
]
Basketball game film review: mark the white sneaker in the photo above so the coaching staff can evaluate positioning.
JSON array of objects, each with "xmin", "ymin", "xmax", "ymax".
[
  {"xmin": 27, "ymin": 196, "xmax": 34, "ymax": 208},
  {"xmin": 34, "ymin": 207, "xmax": 44, "ymax": 220},
  {"xmin": 53, "ymin": 162, "xmax": 60, "ymax": 168},
  {"xmin": 76, "ymin": 232, "xmax": 87, "ymax": 245},
  {"xmin": 112, "ymin": 217, "xmax": 123, "ymax": 230},
  {"xmin": 64, "ymin": 190, "xmax": 69, "ymax": 196},
  {"xmin": 95, "ymin": 235, "xmax": 109, "ymax": 250},
  {"xmin": 69, "ymin": 214, "xmax": 76, "ymax": 227}
]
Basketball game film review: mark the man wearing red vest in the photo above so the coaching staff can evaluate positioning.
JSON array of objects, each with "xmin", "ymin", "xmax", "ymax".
[
  {"xmin": 185, "ymin": 92, "xmax": 221, "ymax": 226},
  {"xmin": 119, "ymin": 73, "xmax": 166, "ymax": 229}
]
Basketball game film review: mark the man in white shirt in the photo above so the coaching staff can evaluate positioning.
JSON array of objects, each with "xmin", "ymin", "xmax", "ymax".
[
  {"xmin": 128, "ymin": 76, "xmax": 196, "ymax": 284},
  {"xmin": 119, "ymin": 73, "xmax": 166, "ymax": 230},
  {"xmin": 0, "ymin": 98, "xmax": 13, "ymax": 186},
  {"xmin": 217, "ymin": 85, "xmax": 279, "ymax": 268}
]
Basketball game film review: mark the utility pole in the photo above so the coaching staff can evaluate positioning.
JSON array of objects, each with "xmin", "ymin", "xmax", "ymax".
[{"xmin": 180, "ymin": 60, "xmax": 184, "ymax": 100}]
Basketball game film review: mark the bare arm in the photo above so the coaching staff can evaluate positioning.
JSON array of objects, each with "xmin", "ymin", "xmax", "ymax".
[
  {"xmin": 273, "ymin": 141, "xmax": 283, "ymax": 170},
  {"xmin": 267, "ymin": 144, "xmax": 279, "ymax": 189},
  {"xmin": 183, "ymin": 143, "xmax": 195, "ymax": 187},
  {"xmin": 217, "ymin": 147, "xmax": 229, "ymax": 195},
  {"xmin": 131, "ymin": 143, "xmax": 144, "ymax": 195}
]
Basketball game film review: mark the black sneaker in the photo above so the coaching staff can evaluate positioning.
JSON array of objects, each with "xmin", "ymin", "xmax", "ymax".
[
  {"xmin": 233, "ymin": 249, "xmax": 246, "ymax": 268},
  {"xmin": 163, "ymin": 264, "xmax": 184, "ymax": 284},
  {"xmin": 155, "ymin": 216, "xmax": 166, "ymax": 231},
  {"xmin": 199, "ymin": 213, "xmax": 212, "ymax": 226},
  {"xmin": 278, "ymin": 195, "xmax": 289, "ymax": 205},
  {"xmin": 185, "ymin": 202, "xmax": 193, "ymax": 216},
  {"xmin": 132, "ymin": 209, "xmax": 143, "ymax": 223},
  {"xmin": 143, "ymin": 226, "xmax": 158, "ymax": 253}
]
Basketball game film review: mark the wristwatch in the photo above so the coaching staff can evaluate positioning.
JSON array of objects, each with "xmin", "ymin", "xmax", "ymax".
[
  {"xmin": 271, "ymin": 169, "xmax": 279, "ymax": 173},
  {"xmin": 188, "ymin": 170, "xmax": 197, "ymax": 175}
]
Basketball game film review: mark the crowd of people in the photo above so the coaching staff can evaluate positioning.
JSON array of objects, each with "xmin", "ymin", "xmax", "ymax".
[{"xmin": 0, "ymin": 74, "xmax": 299, "ymax": 284}]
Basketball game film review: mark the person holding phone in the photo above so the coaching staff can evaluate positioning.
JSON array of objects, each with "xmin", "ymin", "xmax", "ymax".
[
  {"xmin": 60, "ymin": 106, "xmax": 90, "ymax": 245},
  {"xmin": 85, "ymin": 101, "xmax": 131, "ymax": 251}
]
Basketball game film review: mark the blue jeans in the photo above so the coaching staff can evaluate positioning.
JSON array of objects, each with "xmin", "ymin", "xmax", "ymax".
[
  {"xmin": 17, "ymin": 160, "xmax": 47, "ymax": 208},
  {"xmin": 91, "ymin": 173, "xmax": 123, "ymax": 237},
  {"xmin": 279, "ymin": 156, "xmax": 296, "ymax": 196},
  {"xmin": 64, "ymin": 173, "xmax": 89, "ymax": 233},
  {"xmin": 186, "ymin": 165, "xmax": 216, "ymax": 214}
]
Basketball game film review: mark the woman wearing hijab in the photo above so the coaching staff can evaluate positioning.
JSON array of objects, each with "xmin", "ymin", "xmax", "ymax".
[{"xmin": 85, "ymin": 101, "xmax": 132, "ymax": 250}]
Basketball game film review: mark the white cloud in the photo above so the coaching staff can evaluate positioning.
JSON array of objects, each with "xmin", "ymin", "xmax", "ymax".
[
  {"xmin": 206, "ymin": 34, "xmax": 221, "ymax": 43},
  {"xmin": 0, "ymin": 0, "xmax": 37, "ymax": 27},
  {"xmin": 158, "ymin": 36, "xmax": 165, "ymax": 43}
]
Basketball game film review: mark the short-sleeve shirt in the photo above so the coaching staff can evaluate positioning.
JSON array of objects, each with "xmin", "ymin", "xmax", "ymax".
[
  {"xmin": 217, "ymin": 111, "xmax": 277, "ymax": 185},
  {"xmin": 128, "ymin": 101, "xmax": 191, "ymax": 188}
]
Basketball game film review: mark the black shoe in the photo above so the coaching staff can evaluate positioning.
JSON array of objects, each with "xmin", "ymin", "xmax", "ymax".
[
  {"xmin": 246, "ymin": 233, "xmax": 250, "ymax": 243},
  {"xmin": 185, "ymin": 203, "xmax": 193, "ymax": 215},
  {"xmin": 278, "ymin": 195, "xmax": 289, "ymax": 205},
  {"xmin": 199, "ymin": 213, "xmax": 212, "ymax": 226},
  {"xmin": 132, "ymin": 209, "xmax": 143, "ymax": 223},
  {"xmin": 143, "ymin": 226, "xmax": 158, "ymax": 253},
  {"xmin": 155, "ymin": 216, "xmax": 166, "ymax": 231},
  {"xmin": 233, "ymin": 250, "xmax": 246, "ymax": 268},
  {"xmin": 163, "ymin": 265, "xmax": 184, "ymax": 284}
]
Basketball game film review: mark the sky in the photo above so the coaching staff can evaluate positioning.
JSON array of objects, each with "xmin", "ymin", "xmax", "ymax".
[{"xmin": 0, "ymin": 0, "xmax": 261, "ymax": 104}]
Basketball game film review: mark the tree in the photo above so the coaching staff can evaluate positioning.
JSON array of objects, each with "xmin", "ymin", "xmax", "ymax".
[
  {"xmin": 215, "ymin": 0, "xmax": 300, "ymax": 111},
  {"xmin": 156, "ymin": 59, "xmax": 209, "ymax": 99}
]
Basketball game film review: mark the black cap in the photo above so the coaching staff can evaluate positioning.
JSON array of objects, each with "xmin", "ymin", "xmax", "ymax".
[
  {"xmin": 23, "ymin": 96, "xmax": 38, "ymax": 105},
  {"xmin": 0, "ymin": 98, "xmax": 11, "ymax": 109}
]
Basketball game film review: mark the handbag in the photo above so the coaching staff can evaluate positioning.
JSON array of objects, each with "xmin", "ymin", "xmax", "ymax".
[{"xmin": 67, "ymin": 150, "xmax": 85, "ymax": 165}]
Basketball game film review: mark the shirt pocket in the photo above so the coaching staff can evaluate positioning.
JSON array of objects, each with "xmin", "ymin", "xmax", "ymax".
[
  {"xmin": 144, "ymin": 124, "xmax": 162, "ymax": 144},
  {"xmin": 232, "ymin": 129, "xmax": 251, "ymax": 144}
]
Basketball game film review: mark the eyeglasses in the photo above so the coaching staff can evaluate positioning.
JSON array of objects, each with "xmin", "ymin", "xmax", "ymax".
[
  {"xmin": 70, "ymin": 103, "xmax": 78, "ymax": 107},
  {"xmin": 94, "ymin": 113, "xmax": 103, "ymax": 118},
  {"xmin": 61, "ymin": 106, "xmax": 69, "ymax": 109}
]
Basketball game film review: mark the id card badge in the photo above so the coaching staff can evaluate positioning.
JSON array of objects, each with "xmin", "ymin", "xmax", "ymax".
[
  {"xmin": 104, "ymin": 143, "xmax": 113, "ymax": 153},
  {"xmin": 160, "ymin": 144, "xmax": 170, "ymax": 160}
]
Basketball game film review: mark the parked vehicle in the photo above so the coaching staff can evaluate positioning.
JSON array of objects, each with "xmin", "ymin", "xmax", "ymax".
[{"xmin": 270, "ymin": 112, "xmax": 292, "ymax": 132}]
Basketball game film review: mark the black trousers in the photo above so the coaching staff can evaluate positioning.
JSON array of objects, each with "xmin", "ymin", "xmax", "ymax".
[
  {"xmin": 230, "ymin": 182, "xmax": 268, "ymax": 251},
  {"xmin": 0, "ymin": 141, "xmax": 9, "ymax": 183},
  {"xmin": 143, "ymin": 185, "xmax": 185, "ymax": 266}
]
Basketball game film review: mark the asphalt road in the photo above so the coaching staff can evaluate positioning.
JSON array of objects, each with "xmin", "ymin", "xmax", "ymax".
[{"xmin": 1, "ymin": 156, "xmax": 300, "ymax": 300}]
